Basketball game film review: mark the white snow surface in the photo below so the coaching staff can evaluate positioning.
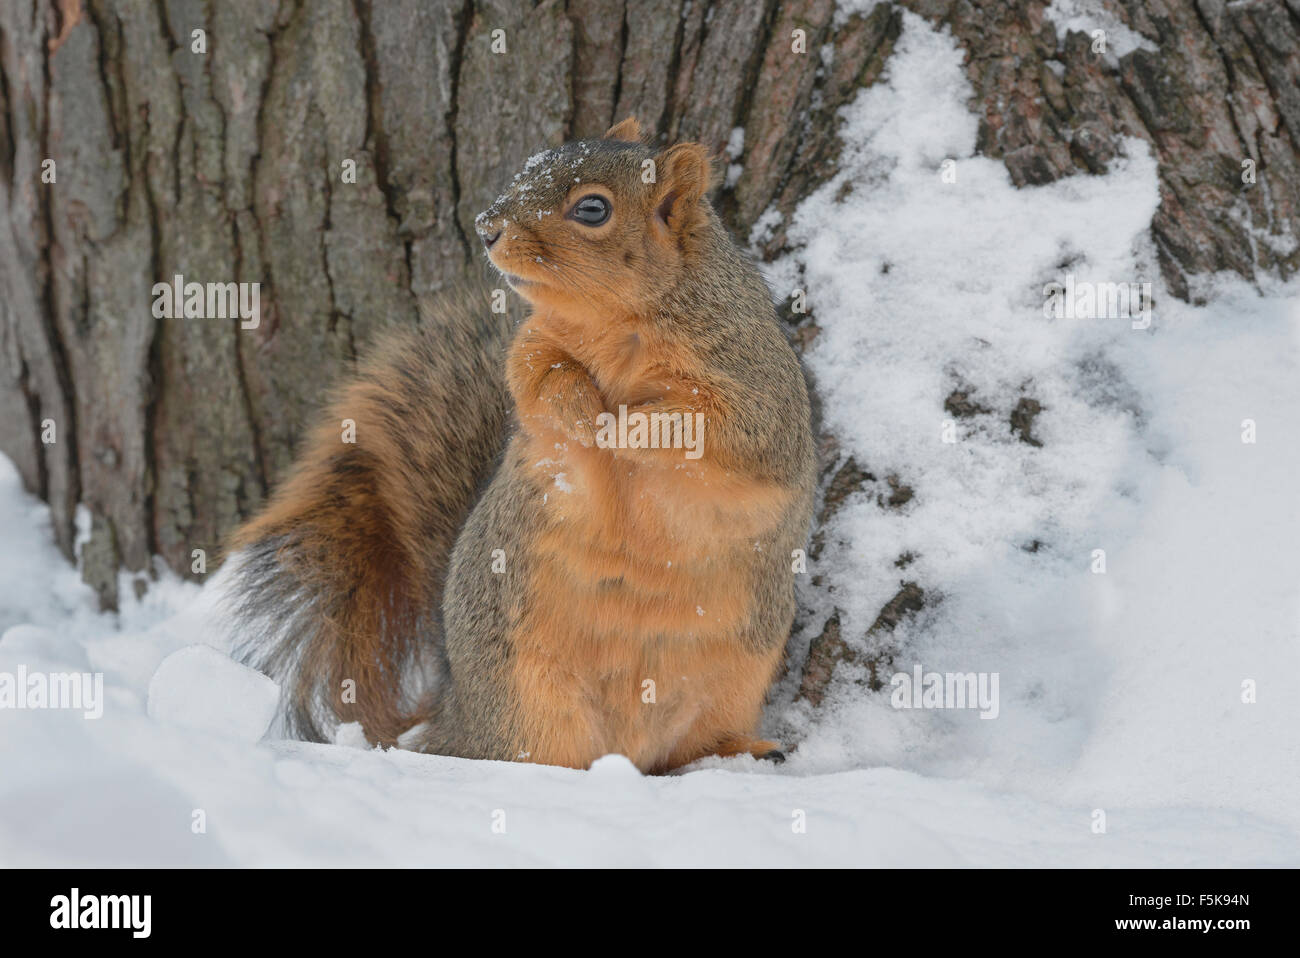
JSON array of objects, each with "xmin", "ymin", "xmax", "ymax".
[
  {"xmin": 146, "ymin": 645, "xmax": 279, "ymax": 743},
  {"xmin": 1, "ymin": 13, "xmax": 1297, "ymax": 867}
]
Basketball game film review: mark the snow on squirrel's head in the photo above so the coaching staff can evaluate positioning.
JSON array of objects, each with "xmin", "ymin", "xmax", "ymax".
[{"xmin": 474, "ymin": 117, "xmax": 717, "ymax": 315}]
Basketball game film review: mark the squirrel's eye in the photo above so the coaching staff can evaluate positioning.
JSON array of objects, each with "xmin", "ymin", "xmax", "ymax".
[{"xmin": 570, "ymin": 194, "xmax": 611, "ymax": 226}]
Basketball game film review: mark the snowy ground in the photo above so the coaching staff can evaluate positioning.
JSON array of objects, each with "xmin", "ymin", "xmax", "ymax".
[{"xmin": 2, "ymin": 11, "xmax": 1298, "ymax": 867}]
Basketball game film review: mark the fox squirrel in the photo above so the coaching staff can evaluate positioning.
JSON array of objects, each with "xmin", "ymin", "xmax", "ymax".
[{"xmin": 226, "ymin": 117, "xmax": 816, "ymax": 773}]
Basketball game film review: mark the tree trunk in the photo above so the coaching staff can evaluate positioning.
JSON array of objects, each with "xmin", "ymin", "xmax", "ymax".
[{"xmin": 1, "ymin": 2, "xmax": 1297, "ymax": 652}]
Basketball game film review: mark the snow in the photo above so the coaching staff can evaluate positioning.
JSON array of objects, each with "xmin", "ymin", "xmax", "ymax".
[
  {"xmin": 146, "ymin": 646, "xmax": 279, "ymax": 743},
  {"xmin": 1, "ymin": 12, "xmax": 1297, "ymax": 867},
  {"xmin": 333, "ymin": 721, "xmax": 372, "ymax": 750},
  {"xmin": 833, "ymin": 1, "xmax": 887, "ymax": 30},
  {"xmin": 1045, "ymin": 0, "xmax": 1159, "ymax": 60},
  {"xmin": 725, "ymin": 126, "xmax": 745, "ymax": 188},
  {"xmin": 760, "ymin": 12, "xmax": 1299, "ymax": 852}
]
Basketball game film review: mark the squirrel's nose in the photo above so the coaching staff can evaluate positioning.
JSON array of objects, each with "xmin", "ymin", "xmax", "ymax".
[{"xmin": 480, "ymin": 227, "xmax": 502, "ymax": 250}]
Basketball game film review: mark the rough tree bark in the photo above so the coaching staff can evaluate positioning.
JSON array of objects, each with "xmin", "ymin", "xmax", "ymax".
[{"xmin": 1, "ymin": 1, "xmax": 1297, "ymax": 696}]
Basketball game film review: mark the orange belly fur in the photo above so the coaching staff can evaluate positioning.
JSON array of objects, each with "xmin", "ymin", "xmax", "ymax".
[{"xmin": 506, "ymin": 428, "xmax": 789, "ymax": 771}]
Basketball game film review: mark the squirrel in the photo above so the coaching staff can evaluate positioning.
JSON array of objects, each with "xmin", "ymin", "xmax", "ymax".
[{"xmin": 225, "ymin": 117, "xmax": 816, "ymax": 773}]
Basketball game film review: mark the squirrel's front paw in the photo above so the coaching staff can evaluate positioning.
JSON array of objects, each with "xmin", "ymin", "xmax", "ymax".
[
  {"xmin": 521, "ymin": 366, "xmax": 606, "ymax": 447},
  {"xmin": 506, "ymin": 336, "xmax": 609, "ymax": 447},
  {"xmin": 554, "ymin": 388, "xmax": 604, "ymax": 447}
]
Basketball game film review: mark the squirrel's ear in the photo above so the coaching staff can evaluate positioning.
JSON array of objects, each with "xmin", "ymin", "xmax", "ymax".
[
  {"xmin": 652, "ymin": 142, "xmax": 712, "ymax": 231},
  {"xmin": 604, "ymin": 116, "xmax": 643, "ymax": 143}
]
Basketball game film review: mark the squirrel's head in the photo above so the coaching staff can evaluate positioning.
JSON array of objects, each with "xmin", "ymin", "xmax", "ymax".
[{"xmin": 475, "ymin": 117, "xmax": 715, "ymax": 314}]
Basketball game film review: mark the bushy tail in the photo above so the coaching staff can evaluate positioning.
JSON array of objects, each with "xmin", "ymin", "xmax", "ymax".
[{"xmin": 224, "ymin": 283, "xmax": 515, "ymax": 745}]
